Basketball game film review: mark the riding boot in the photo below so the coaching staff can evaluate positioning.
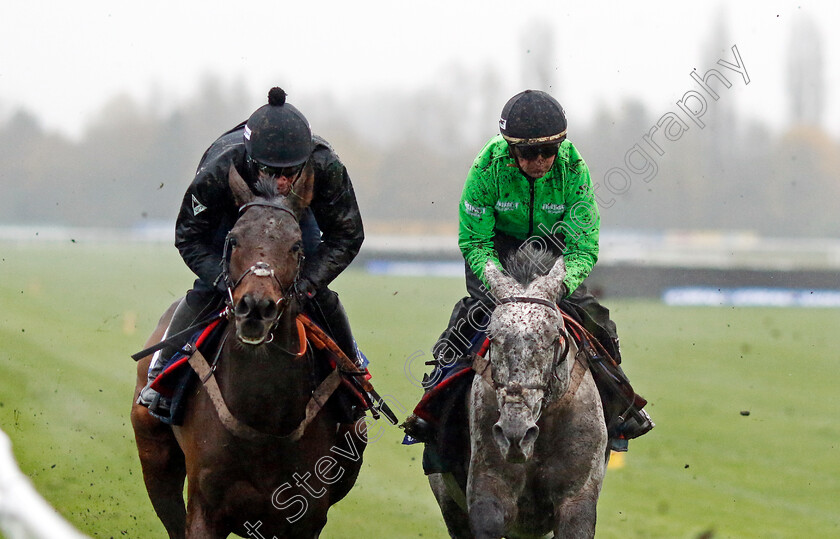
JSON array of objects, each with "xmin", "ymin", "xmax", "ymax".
[
  {"xmin": 137, "ymin": 291, "xmax": 220, "ymax": 414},
  {"xmin": 588, "ymin": 343, "xmax": 654, "ymax": 452},
  {"xmin": 307, "ymin": 288, "xmax": 363, "ymax": 366},
  {"xmin": 135, "ymin": 348, "xmax": 170, "ymax": 410}
]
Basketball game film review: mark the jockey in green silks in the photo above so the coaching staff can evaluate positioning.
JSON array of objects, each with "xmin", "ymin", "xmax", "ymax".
[
  {"xmin": 402, "ymin": 90, "xmax": 653, "ymax": 455},
  {"xmin": 459, "ymin": 134, "xmax": 598, "ymax": 297}
]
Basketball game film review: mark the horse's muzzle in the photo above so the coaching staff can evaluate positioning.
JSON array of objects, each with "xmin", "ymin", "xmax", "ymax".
[
  {"xmin": 493, "ymin": 404, "xmax": 540, "ymax": 463},
  {"xmin": 233, "ymin": 293, "xmax": 281, "ymax": 345}
]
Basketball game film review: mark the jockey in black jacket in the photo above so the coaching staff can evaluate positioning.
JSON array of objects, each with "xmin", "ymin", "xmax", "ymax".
[{"xmin": 137, "ymin": 87, "xmax": 364, "ymax": 412}]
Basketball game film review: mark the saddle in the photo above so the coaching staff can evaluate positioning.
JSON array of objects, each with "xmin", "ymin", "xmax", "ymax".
[{"xmin": 146, "ymin": 313, "xmax": 374, "ymax": 426}]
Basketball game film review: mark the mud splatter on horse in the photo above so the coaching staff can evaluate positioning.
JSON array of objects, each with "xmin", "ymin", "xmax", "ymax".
[
  {"xmin": 430, "ymin": 251, "xmax": 607, "ymax": 539},
  {"xmin": 131, "ymin": 164, "xmax": 366, "ymax": 538}
]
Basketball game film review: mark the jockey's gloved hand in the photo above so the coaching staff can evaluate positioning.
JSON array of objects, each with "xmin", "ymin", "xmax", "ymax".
[{"xmin": 295, "ymin": 278, "xmax": 318, "ymax": 306}]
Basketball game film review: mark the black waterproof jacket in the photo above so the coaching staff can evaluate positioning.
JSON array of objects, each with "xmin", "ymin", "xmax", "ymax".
[{"xmin": 174, "ymin": 122, "xmax": 364, "ymax": 293}]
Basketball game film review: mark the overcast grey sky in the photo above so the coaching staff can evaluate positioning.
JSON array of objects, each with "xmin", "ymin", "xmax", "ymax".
[{"xmin": 2, "ymin": 0, "xmax": 838, "ymax": 138}]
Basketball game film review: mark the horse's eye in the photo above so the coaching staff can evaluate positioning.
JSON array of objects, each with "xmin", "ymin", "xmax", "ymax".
[{"xmin": 291, "ymin": 241, "xmax": 302, "ymax": 253}]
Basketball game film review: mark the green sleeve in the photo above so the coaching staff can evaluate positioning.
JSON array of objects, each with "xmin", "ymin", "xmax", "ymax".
[
  {"xmin": 559, "ymin": 144, "xmax": 600, "ymax": 294},
  {"xmin": 458, "ymin": 156, "xmax": 501, "ymax": 286}
]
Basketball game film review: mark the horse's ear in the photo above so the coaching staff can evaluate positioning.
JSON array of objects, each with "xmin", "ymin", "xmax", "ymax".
[
  {"xmin": 484, "ymin": 260, "xmax": 521, "ymax": 298},
  {"xmin": 287, "ymin": 161, "xmax": 315, "ymax": 217},
  {"xmin": 527, "ymin": 256, "xmax": 566, "ymax": 300},
  {"xmin": 229, "ymin": 164, "xmax": 254, "ymax": 207},
  {"xmin": 548, "ymin": 255, "xmax": 566, "ymax": 284}
]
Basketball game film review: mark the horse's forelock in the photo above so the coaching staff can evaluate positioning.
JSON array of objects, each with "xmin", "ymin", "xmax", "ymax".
[
  {"xmin": 241, "ymin": 178, "xmax": 299, "ymax": 219},
  {"xmin": 253, "ymin": 177, "xmax": 280, "ymax": 200},
  {"xmin": 505, "ymin": 244, "xmax": 558, "ymax": 287}
]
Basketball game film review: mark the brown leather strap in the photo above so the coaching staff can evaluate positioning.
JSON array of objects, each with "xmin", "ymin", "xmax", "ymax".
[
  {"xmin": 187, "ymin": 348, "xmax": 341, "ymax": 443},
  {"xmin": 472, "ymin": 354, "xmax": 493, "ymax": 386},
  {"xmin": 548, "ymin": 353, "xmax": 588, "ymax": 411},
  {"xmin": 297, "ymin": 314, "xmax": 399, "ymax": 425},
  {"xmin": 297, "ymin": 315, "xmax": 373, "ymax": 391}
]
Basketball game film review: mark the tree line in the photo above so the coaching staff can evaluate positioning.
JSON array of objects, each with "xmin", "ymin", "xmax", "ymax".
[{"xmin": 1, "ymin": 11, "xmax": 837, "ymax": 238}]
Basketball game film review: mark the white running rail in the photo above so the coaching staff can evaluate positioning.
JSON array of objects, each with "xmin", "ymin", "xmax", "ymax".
[{"xmin": 0, "ymin": 429, "xmax": 89, "ymax": 539}]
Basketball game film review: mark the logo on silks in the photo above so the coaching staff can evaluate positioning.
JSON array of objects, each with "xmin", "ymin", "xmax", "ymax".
[
  {"xmin": 192, "ymin": 195, "xmax": 208, "ymax": 216},
  {"xmin": 495, "ymin": 200, "xmax": 520, "ymax": 212},
  {"xmin": 541, "ymin": 203, "xmax": 565, "ymax": 214},
  {"xmin": 463, "ymin": 200, "xmax": 486, "ymax": 218}
]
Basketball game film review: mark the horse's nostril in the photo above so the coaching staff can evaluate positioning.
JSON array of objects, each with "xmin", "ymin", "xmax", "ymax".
[
  {"xmin": 234, "ymin": 295, "xmax": 255, "ymax": 317},
  {"xmin": 492, "ymin": 423, "xmax": 509, "ymax": 451},
  {"xmin": 523, "ymin": 425, "xmax": 540, "ymax": 447},
  {"xmin": 235, "ymin": 295, "xmax": 278, "ymax": 322},
  {"xmin": 257, "ymin": 298, "xmax": 278, "ymax": 320}
]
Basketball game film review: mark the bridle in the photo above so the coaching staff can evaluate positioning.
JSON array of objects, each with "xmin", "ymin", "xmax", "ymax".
[
  {"xmin": 494, "ymin": 296, "xmax": 570, "ymax": 374},
  {"xmin": 220, "ymin": 201, "xmax": 304, "ymax": 340},
  {"xmin": 485, "ymin": 296, "xmax": 572, "ymax": 408}
]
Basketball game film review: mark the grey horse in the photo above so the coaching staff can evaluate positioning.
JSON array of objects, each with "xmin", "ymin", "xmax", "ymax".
[{"xmin": 429, "ymin": 252, "xmax": 608, "ymax": 539}]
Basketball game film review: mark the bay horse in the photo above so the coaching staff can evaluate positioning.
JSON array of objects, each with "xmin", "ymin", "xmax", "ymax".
[
  {"xmin": 130, "ymin": 163, "xmax": 366, "ymax": 538},
  {"xmin": 429, "ymin": 249, "xmax": 607, "ymax": 539}
]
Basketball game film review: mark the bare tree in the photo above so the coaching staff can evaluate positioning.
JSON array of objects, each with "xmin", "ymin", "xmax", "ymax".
[{"xmin": 787, "ymin": 14, "xmax": 825, "ymax": 126}]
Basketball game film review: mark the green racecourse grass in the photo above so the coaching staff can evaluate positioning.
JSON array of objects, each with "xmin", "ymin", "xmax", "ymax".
[{"xmin": 1, "ymin": 241, "xmax": 839, "ymax": 538}]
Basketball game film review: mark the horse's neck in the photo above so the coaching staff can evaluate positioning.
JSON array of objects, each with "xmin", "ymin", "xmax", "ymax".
[{"xmin": 218, "ymin": 310, "xmax": 312, "ymax": 428}]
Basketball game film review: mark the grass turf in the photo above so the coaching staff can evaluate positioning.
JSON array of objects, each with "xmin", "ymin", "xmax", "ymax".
[{"xmin": 1, "ymin": 242, "xmax": 838, "ymax": 538}]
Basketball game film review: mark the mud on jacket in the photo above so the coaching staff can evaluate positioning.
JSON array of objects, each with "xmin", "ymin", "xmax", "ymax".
[
  {"xmin": 175, "ymin": 123, "xmax": 364, "ymax": 292},
  {"xmin": 458, "ymin": 135, "xmax": 599, "ymax": 294}
]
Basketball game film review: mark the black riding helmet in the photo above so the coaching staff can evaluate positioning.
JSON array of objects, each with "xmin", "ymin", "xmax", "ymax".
[
  {"xmin": 244, "ymin": 87, "xmax": 312, "ymax": 167},
  {"xmin": 499, "ymin": 90, "xmax": 567, "ymax": 146}
]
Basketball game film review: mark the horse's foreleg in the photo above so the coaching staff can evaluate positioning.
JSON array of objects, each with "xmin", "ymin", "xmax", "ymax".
[
  {"xmin": 553, "ymin": 492, "xmax": 599, "ymax": 539},
  {"xmin": 428, "ymin": 473, "xmax": 471, "ymax": 539},
  {"xmin": 467, "ymin": 474, "xmax": 516, "ymax": 539},
  {"xmin": 184, "ymin": 496, "xmax": 225, "ymax": 539},
  {"xmin": 468, "ymin": 495, "xmax": 508, "ymax": 539},
  {"xmin": 131, "ymin": 401, "xmax": 187, "ymax": 538}
]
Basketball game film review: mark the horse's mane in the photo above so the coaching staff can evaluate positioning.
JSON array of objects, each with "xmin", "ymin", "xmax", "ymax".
[{"xmin": 504, "ymin": 243, "xmax": 558, "ymax": 287}]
